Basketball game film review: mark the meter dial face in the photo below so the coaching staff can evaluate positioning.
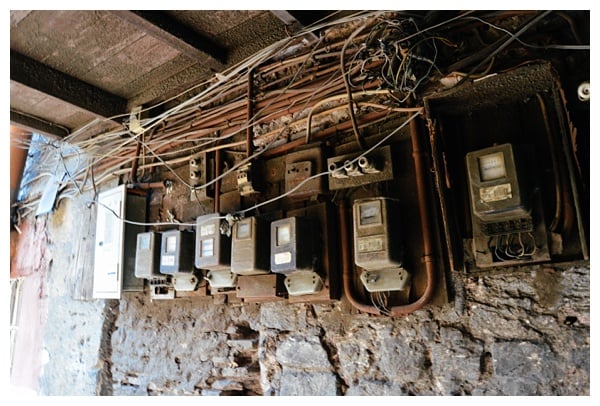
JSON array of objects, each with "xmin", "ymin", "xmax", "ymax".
[
  {"xmin": 276, "ymin": 223, "xmax": 291, "ymax": 246},
  {"xmin": 359, "ymin": 200, "xmax": 382, "ymax": 225},
  {"xmin": 165, "ymin": 235, "xmax": 178, "ymax": 253},
  {"xmin": 236, "ymin": 221, "xmax": 251, "ymax": 239},
  {"xmin": 478, "ymin": 151, "xmax": 507, "ymax": 181}
]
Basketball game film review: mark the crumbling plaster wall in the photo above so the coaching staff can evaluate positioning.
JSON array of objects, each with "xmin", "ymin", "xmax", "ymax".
[{"xmin": 106, "ymin": 265, "xmax": 589, "ymax": 396}]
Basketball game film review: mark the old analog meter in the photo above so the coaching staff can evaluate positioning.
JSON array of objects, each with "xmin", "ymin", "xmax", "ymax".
[
  {"xmin": 465, "ymin": 143, "xmax": 532, "ymax": 224},
  {"xmin": 352, "ymin": 197, "xmax": 409, "ymax": 292},
  {"xmin": 159, "ymin": 230, "xmax": 195, "ymax": 274},
  {"xmin": 270, "ymin": 216, "xmax": 323, "ymax": 296},
  {"xmin": 231, "ymin": 216, "xmax": 270, "ymax": 275},
  {"xmin": 135, "ymin": 231, "xmax": 161, "ymax": 279}
]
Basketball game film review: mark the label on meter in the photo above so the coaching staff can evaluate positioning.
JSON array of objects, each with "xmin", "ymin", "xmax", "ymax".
[
  {"xmin": 480, "ymin": 183, "xmax": 512, "ymax": 203},
  {"xmin": 161, "ymin": 255, "xmax": 175, "ymax": 267},
  {"xmin": 358, "ymin": 237, "xmax": 383, "ymax": 253},
  {"xmin": 274, "ymin": 251, "xmax": 292, "ymax": 265}
]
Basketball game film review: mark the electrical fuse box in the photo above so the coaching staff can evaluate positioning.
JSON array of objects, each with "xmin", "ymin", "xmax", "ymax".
[
  {"xmin": 135, "ymin": 231, "xmax": 161, "ymax": 279},
  {"xmin": 231, "ymin": 216, "xmax": 270, "ymax": 275},
  {"xmin": 270, "ymin": 216, "xmax": 315, "ymax": 274},
  {"xmin": 195, "ymin": 213, "xmax": 231, "ymax": 271},
  {"xmin": 159, "ymin": 229, "xmax": 195, "ymax": 274},
  {"xmin": 465, "ymin": 143, "xmax": 531, "ymax": 224},
  {"xmin": 353, "ymin": 197, "xmax": 403, "ymax": 270}
]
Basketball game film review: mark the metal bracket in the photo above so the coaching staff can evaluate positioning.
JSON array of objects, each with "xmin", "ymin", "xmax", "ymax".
[
  {"xmin": 205, "ymin": 269, "xmax": 237, "ymax": 289},
  {"xmin": 237, "ymin": 162, "xmax": 259, "ymax": 196},
  {"xmin": 359, "ymin": 268, "xmax": 411, "ymax": 293},
  {"xmin": 172, "ymin": 274, "xmax": 199, "ymax": 292},
  {"xmin": 284, "ymin": 270, "xmax": 323, "ymax": 296}
]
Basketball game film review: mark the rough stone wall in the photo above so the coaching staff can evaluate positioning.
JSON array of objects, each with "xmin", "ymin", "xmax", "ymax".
[{"xmin": 109, "ymin": 265, "xmax": 589, "ymax": 396}]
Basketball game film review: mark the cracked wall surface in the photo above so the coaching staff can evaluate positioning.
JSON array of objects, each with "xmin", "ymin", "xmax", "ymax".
[{"xmin": 106, "ymin": 264, "xmax": 589, "ymax": 396}]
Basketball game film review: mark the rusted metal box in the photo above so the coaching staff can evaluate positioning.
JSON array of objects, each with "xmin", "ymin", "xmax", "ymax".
[{"xmin": 424, "ymin": 62, "xmax": 588, "ymax": 270}]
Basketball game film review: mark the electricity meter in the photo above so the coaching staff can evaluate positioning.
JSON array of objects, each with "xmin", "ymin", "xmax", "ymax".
[
  {"xmin": 159, "ymin": 229, "xmax": 195, "ymax": 274},
  {"xmin": 465, "ymin": 143, "xmax": 531, "ymax": 224},
  {"xmin": 270, "ymin": 216, "xmax": 315, "ymax": 274},
  {"xmin": 195, "ymin": 213, "xmax": 231, "ymax": 271},
  {"xmin": 352, "ymin": 197, "xmax": 403, "ymax": 270},
  {"xmin": 231, "ymin": 216, "xmax": 270, "ymax": 275},
  {"xmin": 352, "ymin": 197, "xmax": 409, "ymax": 292},
  {"xmin": 135, "ymin": 231, "xmax": 161, "ymax": 279}
]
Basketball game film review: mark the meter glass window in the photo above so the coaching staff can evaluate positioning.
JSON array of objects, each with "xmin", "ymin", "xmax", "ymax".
[
  {"xmin": 236, "ymin": 221, "xmax": 251, "ymax": 240},
  {"xmin": 201, "ymin": 238, "xmax": 214, "ymax": 257},
  {"xmin": 359, "ymin": 201, "xmax": 382, "ymax": 226},
  {"xmin": 139, "ymin": 234, "xmax": 151, "ymax": 250},
  {"xmin": 200, "ymin": 223, "xmax": 216, "ymax": 237},
  {"xmin": 478, "ymin": 152, "xmax": 507, "ymax": 181},
  {"xmin": 165, "ymin": 235, "xmax": 177, "ymax": 253},
  {"xmin": 276, "ymin": 223, "xmax": 291, "ymax": 246}
]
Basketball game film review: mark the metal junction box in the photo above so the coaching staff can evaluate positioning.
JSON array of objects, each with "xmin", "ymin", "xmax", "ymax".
[
  {"xmin": 231, "ymin": 216, "xmax": 270, "ymax": 275},
  {"xmin": 159, "ymin": 229, "xmax": 195, "ymax": 274},
  {"xmin": 195, "ymin": 213, "xmax": 231, "ymax": 271},
  {"xmin": 135, "ymin": 231, "xmax": 162, "ymax": 279},
  {"xmin": 352, "ymin": 197, "xmax": 403, "ymax": 271},
  {"xmin": 270, "ymin": 216, "xmax": 315, "ymax": 274}
]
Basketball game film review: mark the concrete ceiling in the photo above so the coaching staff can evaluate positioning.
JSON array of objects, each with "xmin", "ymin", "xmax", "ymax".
[{"xmin": 10, "ymin": 10, "xmax": 336, "ymax": 138}]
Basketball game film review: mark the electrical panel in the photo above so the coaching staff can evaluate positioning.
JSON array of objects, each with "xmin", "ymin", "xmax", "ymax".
[
  {"xmin": 195, "ymin": 213, "xmax": 231, "ymax": 271},
  {"xmin": 135, "ymin": 231, "xmax": 162, "ymax": 279},
  {"xmin": 231, "ymin": 216, "xmax": 270, "ymax": 275},
  {"xmin": 352, "ymin": 197, "xmax": 410, "ymax": 292},
  {"xmin": 159, "ymin": 229, "xmax": 195, "ymax": 274},
  {"xmin": 92, "ymin": 185, "xmax": 145, "ymax": 299},
  {"xmin": 270, "ymin": 216, "xmax": 315, "ymax": 274}
]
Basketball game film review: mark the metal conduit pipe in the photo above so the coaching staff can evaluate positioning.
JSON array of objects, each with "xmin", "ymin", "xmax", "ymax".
[
  {"xmin": 214, "ymin": 147, "xmax": 221, "ymax": 213},
  {"xmin": 340, "ymin": 115, "xmax": 436, "ymax": 317}
]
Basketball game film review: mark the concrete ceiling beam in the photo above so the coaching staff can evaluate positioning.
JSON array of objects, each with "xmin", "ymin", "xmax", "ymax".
[
  {"xmin": 110, "ymin": 10, "xmax": 227, "ymax": 69},
  {"xmin": 10, "ymin": 50, "xmax": 128, "ymax": 121},
  {"xmin": 10, "ymin": 109, "xmax": 70, "ymax": 139}
]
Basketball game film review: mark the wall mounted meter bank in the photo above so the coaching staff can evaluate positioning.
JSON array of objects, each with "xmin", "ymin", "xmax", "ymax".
[
  {"xmin": 135, "ymin": 231, "xmax": 162, "ymax": 278},
  {"xmin": 231, "ymin": 216, "xmax": 270, "ymax": 275},
  {"xmin": 270, "ymin": 216, "xmax": 315, "ymax": 274},
  {"xmin": 195, "ymin": 214, "xmax": 231, "ymax": 271},
  {"xmin": 159, "ymin": 229, "xmax": 195, "ymax": 274},
  {"xmin": 465, "ymin": 143, "xmax": 532, "ymax": 224}
]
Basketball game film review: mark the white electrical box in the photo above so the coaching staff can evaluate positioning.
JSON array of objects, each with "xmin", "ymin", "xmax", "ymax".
[{"xmin": 93, "ymin": 185, "xmax": 146, "ymax": 299}]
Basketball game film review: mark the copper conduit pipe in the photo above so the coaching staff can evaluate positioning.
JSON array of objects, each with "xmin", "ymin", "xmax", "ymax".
[
  {"xmin": 214, "ymin": 148, "xmax": 221, "ymax": 213},
  {"xmin": 340, "ymin": 115, "xmax": 436, "ymax": 317},
  {"xmin": 247, "ymin": 69, "xmax": 254, "ymax": 158}
]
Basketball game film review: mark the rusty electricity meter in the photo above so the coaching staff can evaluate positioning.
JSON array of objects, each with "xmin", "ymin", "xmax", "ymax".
[
  {"xmin": 465, "ymin": 143, "xmax": 532, "ymax": 233},
  {"xmin": 352, "ymin": 197, "xmax": 409, "ymax": 292},
  {"xmin": 231, "ymin": 216, "xmax": 270, "ymax": 275},
  {"xmin": 135, "ymin": 231, "xmax": 162, "ymax": 278},
  {"xmin": 195, "ymin": 214, "xmax": 231, "ymax": 271},
  {"xmin": 159, "ymin": 229, "xmax": 195, "ymax": 274},
  {"xmin": 270, "ymin": 216, "xmax": 323, "ymax": 296},
  {"xmin": 270, "ymin": 216, "xmax": 315, "ymax": 274}
]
